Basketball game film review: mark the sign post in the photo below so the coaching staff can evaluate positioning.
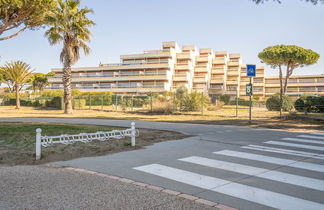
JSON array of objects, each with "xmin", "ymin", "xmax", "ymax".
[{"xmin": 246, "ymin": 64, "xmax": 256, "ymax": 123}]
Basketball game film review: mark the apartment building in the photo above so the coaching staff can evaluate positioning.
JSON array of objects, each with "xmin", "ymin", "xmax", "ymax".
[{"xmin": 47, "ymin": 41, "xmax": 324, "ymax": 98}]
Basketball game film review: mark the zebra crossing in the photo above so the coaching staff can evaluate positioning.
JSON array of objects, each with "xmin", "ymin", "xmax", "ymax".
[{"xmin": 133, "ymin": 132, "xmax": 324, "ymax": 210}]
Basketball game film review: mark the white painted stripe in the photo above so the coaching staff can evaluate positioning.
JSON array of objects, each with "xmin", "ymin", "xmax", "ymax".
[
  {"xmin": 242, "ymin": 145, "xmax": 324, "ymax": 160},
  {"xmin": 297, "ymin": 135, "xmax": 324, "ymax": 140},
  {"xmin": 312, "ymin": 133, "xmax": 324, "ymax": 136},
  {"xmin": 134, "ymin": 164, "xmax": 324, "ymax": 210},
  {"xmin": 179, "ymin": 156, "xmax": 324, "ymax": 191},
  {"xmin": 282, "ymin": 137, "xmax": 324, "ymax": 145},
  {"xmin": 265, "ymin": 141, "xmax": 324, "ymax": 152},
  {"xmin": 213, "ymin": 150, "xmax": 324, "ymax": 172}
]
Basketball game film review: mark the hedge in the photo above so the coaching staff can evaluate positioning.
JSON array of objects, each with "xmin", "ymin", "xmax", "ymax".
[
  {"xmin": 266, "ymin": 94, "xmax": 294, "ymax": 112},
  {"xmin": 294, "ymin": 96, "xmax": 324, "ymax": 113}
]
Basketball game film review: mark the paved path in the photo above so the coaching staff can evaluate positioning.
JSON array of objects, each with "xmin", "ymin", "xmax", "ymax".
[
  {"xmin": 0, "ymin": 165, "xmax": 215, "ymax": 210},
  {"xmin": 1, "ymin": 118, "xmax": 324, "ymax": 210}
]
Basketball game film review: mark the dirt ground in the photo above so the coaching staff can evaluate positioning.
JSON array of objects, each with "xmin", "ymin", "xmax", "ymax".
[{"xmin": 0, "ymin": 122, "xmax": 189, "ymax": 166}]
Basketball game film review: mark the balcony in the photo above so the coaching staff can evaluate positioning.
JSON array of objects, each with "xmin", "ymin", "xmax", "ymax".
[
  {"xmin": 200, "ymin": 48, "xmax": 213, "ymax": 54},
  {"xmin": 210, "ymin": 78, "xmax": 224, "ymax": 84},
  {"xmin": 177, "ymin": 53, "xmax": 192, "ymax": 60},
  {"xmin": 193, "ymin": 75, "xmax": 208, "ymax": 83},
  {"xmin": 227, "ymin": 80, "xmax": 238, "ymax": 85},
  {"xmin": 48, "ymin": 73, "xmax": 170, "ymax": 83},
  {"xmin": 175, "ymin": 63, "xmax": 190, "ymax": 70},
  {"xmin": 229, "ymin": 53, "xmax": 241, "ymax": 59},
  {"xmin": 211, "ymin": 67, "xmax": 225, "ymax": 74},
  {"xmin": 196, "ymin": 56, "xmax": 209, "ymax": 62},
  {"xmin": 213, "ymin": 57, "xmax": 226, "ymax": 65},
  {"xmin": 215, "ymin": 51, "xmax": 228, "ymax": 57},
  {"xmin": 195, "ymin": 66, "xmax": 208, "ymax": 73},
  {"xmin": 227, "ymin": 61, "xmax": 240, "ymax": 66},
  {"xmin": 173, "ymin": 72, "xmax": 190, "ymax": 81},
  {"xmin": 120, "ymin": 51, "xmax": 172, "ymax": 59},
  {"xmin": 227, "ymin": 70, "xmax": 239, "ymax": 76}
]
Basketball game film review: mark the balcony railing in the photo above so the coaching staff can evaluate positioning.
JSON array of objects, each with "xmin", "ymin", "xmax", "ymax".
[
  {"xmin": 51, "ymin": 73, "xmax": 167, "ymax": 79},
  {"xmin": 100, "ymin": 60, "xmax": 169, "ymax": 67}
]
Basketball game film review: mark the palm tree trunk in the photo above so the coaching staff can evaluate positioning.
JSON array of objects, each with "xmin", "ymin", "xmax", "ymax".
[
  {"xmin": 15, "ymin": 84, "xmax": 20, "ymax": 109},
  {"xmin": 62, "ymin": 65, "xmax": 73, "ymax": 114}
]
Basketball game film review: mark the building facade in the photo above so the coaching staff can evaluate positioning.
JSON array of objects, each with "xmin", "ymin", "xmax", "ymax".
[{"xmin": 47, "ymin": 41, "xmax": 324, "ymax": 99}]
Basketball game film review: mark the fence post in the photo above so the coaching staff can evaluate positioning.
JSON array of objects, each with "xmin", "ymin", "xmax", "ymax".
[
  {"xmin": 116, "ymin": 94, "xmax": 118, "ymax": 111},
  {"xmin": 101, "ymin": 95, "xmax": 104, "ymax": 111},
  {"xmin": 150, "ymin": 94, "xmax": 153, "ymax": 112},
  {"xmin": 131, "ymin": 95, "xmax": 134, "ymax": 111},
  {"xmin": 78, "ymin": 96, "xmax": 81, "ymax": 110},
  {"xmin": 131, "ymin": 122, "xmax": 136, "ymax": 146},
  {"xmin": 35, "ymin": 128, "xmax": 42, "ymax": 160},
  {"xmin": 88, "ymin": 94, "xmax": 91, "ymax": 110}
]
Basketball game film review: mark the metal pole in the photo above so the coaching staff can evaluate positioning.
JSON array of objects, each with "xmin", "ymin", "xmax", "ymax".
[
  {"xmin": 101, "ymin": 95, "xmax": 104, "ymax": 111},
  {"xmin": 78, "ymin": 96, "xmax": 81, "ymax": 110},
  {"xmin": 150, "ymin": 93, "xmax": 153, "ymax": 112},
  {"xmin": 249, "ymin": 77, "xmax": 252, "ymax": 123},
  {"xmin": 35, "ymin": 128, "xmax": 42, "ymax": 160},
  {"xmin": 131, "ymin": 95, "xmax": 134, "ymax": 111},
  {"xmin": 88, "ymin": 94, "xmax": 91, "ymax": 110},
  {"xmin": 236, "ymin": 88, "xmax": 238, "ymax": 117},
  {"xmin": 115, "ymin": 94, "xmax": 118, "ymax": 111},
  {"xmin": 131, "ymin": 122, "xmax": 136, "ymax": 146}
]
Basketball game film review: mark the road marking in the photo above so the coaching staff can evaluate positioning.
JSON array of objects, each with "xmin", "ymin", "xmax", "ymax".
[
  {"xmin": 179, "ymin": 156, "xmax": 324, "ymax": 191},
  {"xmin": 134, "ymin": 164, "xmax": 324, "ymax": 210},
  {"xmin": 265, "ymin": 141, "xmax": 324, "ymax": 152},
  {"xmin": 213, "ymin": 150, "xmax": 324, "ymax": 173},
  {"xmin": 282, "ymin": 137, "xmax": 324, "ymax": 145},
  {"xmin": 312, "ymin": 133, "xmax": 324, "ymax": 136},
  {"xmin": 242, "ymin": 145, "xmax": 324, "ymax": 160},
  {"xmin": 297, "ymin": 135, "xmax": 324, "ymax": 140}
]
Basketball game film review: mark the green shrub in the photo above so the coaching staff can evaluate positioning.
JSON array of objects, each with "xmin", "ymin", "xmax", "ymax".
[
  {"xmin": 218, "ymin": 95, "xmax": 230, "ymax": 105},
  {"xmin": 266, "ymin": 94, "xmax": 293, "ymax": 111},
  {"xmin": 294, "ymin": 98, "xmax": 305, "ymax": 112},
  {"xmin": 72, "ymin": 98, "xmax": 86, "ymax": 108},
  {"xmin": 46, "ymin": 97, "xmax": 63, "ymax": 109},
  {"xmin": 180, "ymin": 91, "xmax": 210, "ymax": 112},
  {"xmin": 294, "ymin": 96, "xmax": 324, "ymax": 113}
]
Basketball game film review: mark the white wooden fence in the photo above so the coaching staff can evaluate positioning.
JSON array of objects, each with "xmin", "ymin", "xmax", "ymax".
[{"xmin": 35, "ymin": 122, "xmax": 138, "ymax": 160}]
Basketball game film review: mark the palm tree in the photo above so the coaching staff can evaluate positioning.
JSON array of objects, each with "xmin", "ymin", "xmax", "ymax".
[
  {"xmin": 0, "ymin": 61, "xmax": 33, "ymax": 109},
  {"xmin": 44, "ymin": 0, "xmax": 94, "ymax": 114}
]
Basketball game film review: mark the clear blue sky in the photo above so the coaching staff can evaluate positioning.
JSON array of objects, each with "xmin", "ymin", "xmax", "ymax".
[{"xmin": 0, "ymin": 0, "xmax": 323, "ymax": 76}]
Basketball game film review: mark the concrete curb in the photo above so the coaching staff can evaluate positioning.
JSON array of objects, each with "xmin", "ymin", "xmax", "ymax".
[{"xmin": 55, "ymin": 165, "xmax": 238, "ymax": 210}]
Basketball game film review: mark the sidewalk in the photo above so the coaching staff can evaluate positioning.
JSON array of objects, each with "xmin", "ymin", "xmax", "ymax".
[{"xmin": 0, "ymin": 165, "xmax": 218, "ymax": 210}]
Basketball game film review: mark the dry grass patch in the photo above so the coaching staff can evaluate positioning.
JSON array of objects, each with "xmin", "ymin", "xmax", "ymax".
[{"xmin": 0, "ymin": 122, "xmax": 188, "ymax": 166}]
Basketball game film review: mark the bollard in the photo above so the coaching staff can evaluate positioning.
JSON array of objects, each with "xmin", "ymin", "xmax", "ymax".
[
  {"xmin": 35, "ymin": 128, "xmax": 42, "ymax": 160},
  {"xmin": 131, "ymin": 122, "xmax": 136, "ymax": 147}
]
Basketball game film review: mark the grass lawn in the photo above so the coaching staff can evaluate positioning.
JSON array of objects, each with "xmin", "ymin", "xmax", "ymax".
[
  {"xmin": 0, "ymin": 122, "xmax": 188, "ymax": 166},
  {"xmin": 0, "ymin": 105, "xmax": 323, "ymax": 132}
]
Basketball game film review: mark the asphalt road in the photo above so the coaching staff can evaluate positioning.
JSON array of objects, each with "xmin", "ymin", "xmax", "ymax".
[{"xmin": 1, "ymin": 117, "xmax": 324, "ymax": 210}]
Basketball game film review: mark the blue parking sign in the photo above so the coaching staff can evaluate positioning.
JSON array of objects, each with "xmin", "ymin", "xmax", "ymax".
[{"xmin": 246, "ymin": 64, "xmax": 256, "ymax": 77}]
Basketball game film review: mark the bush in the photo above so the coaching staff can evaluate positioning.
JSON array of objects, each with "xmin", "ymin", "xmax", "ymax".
[
  {"xmin": 207, "ymin": 101, "xmax": 224, "ymax": 111},
  {"xmin": 46, "ymin": 97, "xmax": 63, "ymax": 109},
  {"xmin": 294, "ymin": 96, "xmax": 324, "ymax": 113},
  {"xmin": 72, "ymin": 98, "xmax": 86, "ymax": 109},
  {"xmin": 180, "ymin": 91, "xmax": 210, "ymax": 112},
  {"xmin": 294, "ymin": 98, "xmax": 305, "ymax": 112},
  {"xmin": 266, "ymin": 94, "xmax": 294, "ymax": 111},
  {"xmin": 218, "ymin": 95, "xmax": 230, "ymax": 105},
  {"xmin": 151, "ymin": 101, "xmax": 173, "ymax": 114}
]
